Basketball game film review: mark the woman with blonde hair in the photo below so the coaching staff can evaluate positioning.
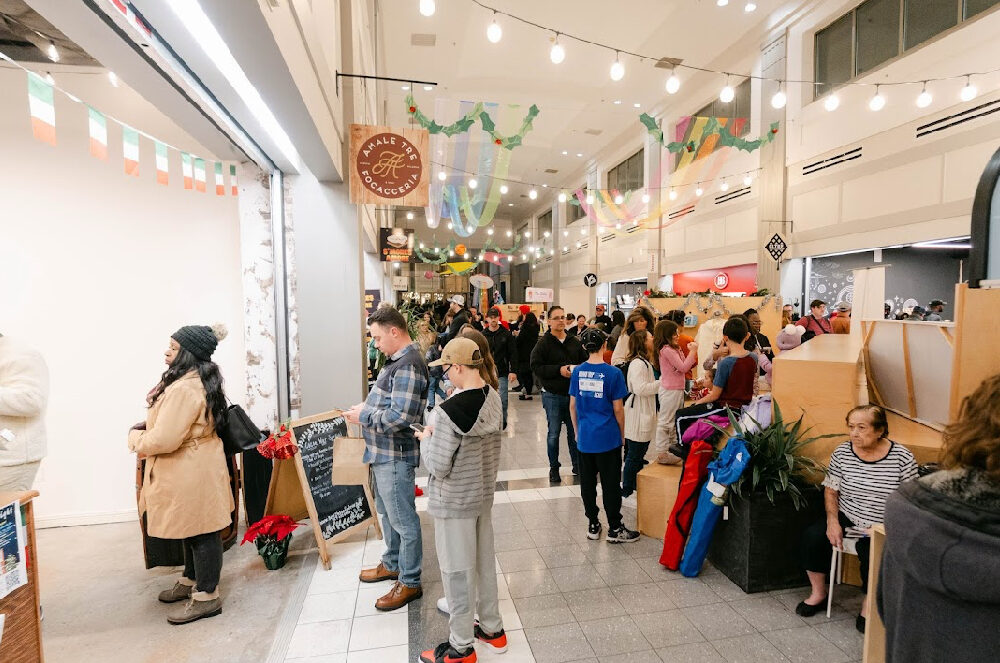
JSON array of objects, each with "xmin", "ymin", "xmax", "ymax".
[
  {"xmin": 621, "ymin": 330, "xmax": 660, "ymax": 498},
  {"xmin": 879, "ymin": 375, "xmax": 1000, "ymax": 660}
]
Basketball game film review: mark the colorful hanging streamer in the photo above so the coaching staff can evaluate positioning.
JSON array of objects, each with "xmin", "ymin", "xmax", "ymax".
[{"xmin": 641, "ymin": 113, "xmax": 779, "ymax": 154}]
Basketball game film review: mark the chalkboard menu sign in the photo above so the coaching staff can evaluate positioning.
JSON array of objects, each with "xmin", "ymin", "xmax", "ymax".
[
  {"xmin": 264, "ymin": 410, "xmax": 377, "ymax": 570},
  {"xmin": 293, "ymin": 417, "xmax": 372, "ymax": 541}
]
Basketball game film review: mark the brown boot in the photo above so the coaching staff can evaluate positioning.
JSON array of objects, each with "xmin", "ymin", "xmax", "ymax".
[
  {"xmin": 375, "ymin": 580, "xmax": 423, "ymax": 611},
  {"xmin": 359, "ymin": 562, "xmax": 399, "ymax": 584}
]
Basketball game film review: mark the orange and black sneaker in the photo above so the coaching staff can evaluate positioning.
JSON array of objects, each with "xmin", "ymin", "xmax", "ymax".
[
  {"xmin": 419, "ymin": 642, "xmax": 477, "ymax": 663},
  {"xmin": 474, "ymin": 622, "xmax": 508, "ymax": 653}
]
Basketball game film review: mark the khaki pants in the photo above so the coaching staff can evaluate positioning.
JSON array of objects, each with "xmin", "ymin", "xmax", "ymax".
[
  {"xmin": 654, "ymin": 387, "xmax": 685, "ymax": 454},
  {"xmin": 0, "ymin": 461, "xmax": 40, "ymax": 492},
  {"xmin": 434, "ymin": 506, "xmax": 503, "ymax": 650}
]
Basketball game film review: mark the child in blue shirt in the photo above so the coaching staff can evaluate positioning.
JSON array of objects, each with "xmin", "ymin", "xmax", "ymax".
[{"xmin": 570, "ymin": 328, "xmax": 641, "ymax": 543}]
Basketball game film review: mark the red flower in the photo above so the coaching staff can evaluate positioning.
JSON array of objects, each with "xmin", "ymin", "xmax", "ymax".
[
  {"xmin": 644, "ymin": 289, "xmax": 651, "ymax": 296},
  {"xmin": 771, "ymin": 128, "xmax": 778, "ymax": 134},
  {"xmin": 408, "ymin": 106, "xmax": 416, "ymax": 113},
  {"xmin": 241, "ymin": 514, "xmax": 299, "ymax": 545},
  {"xmin": 494, "ymin": 138, "xmax": 502, "ymax": 145},
  {"xmin": 686, "ymin": 144, "xmax": 694, "ymax": 153}
]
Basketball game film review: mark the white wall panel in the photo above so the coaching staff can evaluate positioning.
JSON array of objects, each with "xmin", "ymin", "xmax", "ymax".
[
  {"xmin": 791, "ymin": 185, "xmax": 840, "ymax": 232},
  {"xmin": 841, "ymin": 157, "xmax": 941, "ymax": 222}
]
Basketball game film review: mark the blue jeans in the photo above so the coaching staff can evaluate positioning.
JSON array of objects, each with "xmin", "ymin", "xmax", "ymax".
[
  {"xmin": 498, "ymin": 376, "xmax": 509, "ymax": 429},
  {"xmin": 541, "ymin": 392, "xmax": 579, "ymax": 471},
  {"xmin": 622, "ymin": 438, "xmax": 649, "ymax": 495},
  {"xmin": 427, "ymin": 376, "xmax": 447, "ymax": 408},
  {"xmin": 371, "ymin": 459, "xmax": 422, "ymax": 588}
]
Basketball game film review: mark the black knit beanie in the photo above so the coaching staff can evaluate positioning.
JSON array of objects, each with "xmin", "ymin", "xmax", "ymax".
[{"xmin": 172, "ymin": 324, "xmax": 228, "ymax": 361}]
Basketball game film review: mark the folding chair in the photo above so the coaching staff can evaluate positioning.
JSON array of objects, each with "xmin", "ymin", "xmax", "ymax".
[{"xmin": 827, "ymin": 537, "xmax": 859, "ymax": 618}]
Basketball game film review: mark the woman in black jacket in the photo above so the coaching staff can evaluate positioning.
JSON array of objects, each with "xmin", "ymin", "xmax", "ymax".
[
  {"xmin": 878, "ymin": 374, "xmax": 1000, "ymax": 663},
  {"xmin": 514, "ymin": 312, "xmax": 539, "ymax": 400}
]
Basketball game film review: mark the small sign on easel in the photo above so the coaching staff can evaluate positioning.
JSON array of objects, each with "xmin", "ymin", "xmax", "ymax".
[{"xmin": 264, "ymin": 410, "xmax": 379, "ymax": 570}]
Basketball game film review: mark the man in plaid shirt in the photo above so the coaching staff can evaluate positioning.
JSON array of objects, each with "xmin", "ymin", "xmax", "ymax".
[{"xmin": 346, "ymin": 307, "xmax": 429, "ymax": 611}]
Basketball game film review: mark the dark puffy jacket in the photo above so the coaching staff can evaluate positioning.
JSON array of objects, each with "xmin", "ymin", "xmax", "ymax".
[
  {"xmin": 529, "ymin": 331, "xmax": 588, "ymax": 395},
  {"xmin": 481, "ymin": 325, "xmax": 518, "ymax": 375}
]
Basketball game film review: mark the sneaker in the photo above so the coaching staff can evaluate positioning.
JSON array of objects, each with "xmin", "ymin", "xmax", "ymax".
[
  {"xmin": 587, "ymin": 522, "xmax": 602, "ymax": 540},
  {"xmin": 419, "ymin": 641, "xmax": 477, "ymax": 663},
  {"xmin": 549, "ymin": 468, "xmax": 562, "ymax": 483},
  {"xmin": 437, "ymin": 596, "xmax": 449, "ymax": 614},
  {"xmin": 474, "ymin": 622, "xmax": 508, "ymax": 653},
  {"xmin": 607, "ymin": 525, "xmax": 640, "ymax": 543}
]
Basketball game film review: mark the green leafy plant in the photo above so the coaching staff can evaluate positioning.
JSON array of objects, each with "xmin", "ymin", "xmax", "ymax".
[
  {"xmin": 748, "ymin": 288, "xmax": 772, "ymax": 297},
  {"xmin": 711, "ymin": 401, "xmax": 836, "ymax": 510}
]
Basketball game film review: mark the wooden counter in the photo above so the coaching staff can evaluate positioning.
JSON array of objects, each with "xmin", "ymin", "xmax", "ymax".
[{"xmin": 0, "ymin": 491, "xmax": 43, "ymax": 663}]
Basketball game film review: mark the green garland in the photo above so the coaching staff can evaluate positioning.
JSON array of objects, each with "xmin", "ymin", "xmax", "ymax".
[
  {"xmin": 411, "ymin": 234, "xmax": 524, "ymax": 266},
  {"xmin": 478, "ymin": 106, "xmax": 539, "ymax": 149},
  {"xmin": 640, "ymin": 113, "xmax": 780, "ymax": 154},
  {"xmin": 405, "ymin": 96, "xmax": 539, "ymax": 149}
]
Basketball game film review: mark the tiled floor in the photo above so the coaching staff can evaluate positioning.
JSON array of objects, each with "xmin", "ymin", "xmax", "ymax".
[{"xmin": 283, "ymin": 396, "xmax": 865, "ymax": 663}]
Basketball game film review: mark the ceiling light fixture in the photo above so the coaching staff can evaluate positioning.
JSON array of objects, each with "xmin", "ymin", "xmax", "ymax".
[
  {"xmin": 108, "ymin": 71, "xmax": 119, "ymax": 87},
  {"xmin": 614, "ymin": 194, "xmax": 624, "ymax": 205},
  {"xmin": 558, "ymin": 192, "xmax": 567, "ymax": 202},
  {"xmin": 744, "ymin": 2, "xmax": 757, "ymax": 11},
  {"xmin": 437, "ymin": 171, "xmax": 447, "ymax": 181},
  {"xmin": 613, "ymin": 99, "xmax": 622, "ymax": 105},
  {"xmin": 669, "ymin": 189, "xmax": 678, "ymax": 201},
  {"xmin": 563, "ymin": 230, "xmax": 569, "ymax": 237},
  {"xmin": 401, "ymin": 84, "xmax": 410, "ymax": 91},
  {"xmin": 406, "ymin": 211, "xmax": 415, "ymax": 220},
  {"xmin": 423, "ymin": 84, "xmax": 434, "ymax": 91},
  {"xmin": 771, "ymin": 81, "xmax": 787, "ymax": 109},
  {"xmin": 666, "ymin": 67, "xmax": 681, "ymax": 94},
  {"xmin": 468, "ymin": 178, "xmax": 478, "ymax": 189},
  {"xmin": 46, "ymin": 42, "xmax": 59, "ymax": 62},
  {"xmin": 487, "ymin": 228, "xmax": 494, "ymax": 235},
  {"xmin": 720, "ymin": 181, "xmax": 729, "ymax": 191},
  {"xmin": 720, "ymin": 76, "xmax": 735, "ymax": 103},
  {"xmin": 543, "ymin": 231, "xmax": 551, "ymax": 238},
  {"xmin": 508, "ymin": 202, "xmax": 514, "ymax": 206},
  {"xmin": 561, "ymin": 150, "xmax": 568, "ymax": 155},
  {"xmin": 824, "ymin": 93, "xmax": 840, "ymax": 111},
  {"xmin": 524, "ymin": 231, "xmax": 531, "ymax": 237},
  {"xmin": 641, "ymin": 193, "xmax": 650, "ymax": 203},
  {"xmin": 916, "ymin": 82, "xmax": 932, "ymax": 108},
  {"xmin": 487, "ymin": 13, "xmax": 503, "ymax": 43},
  {"xmin": 717, "ymin": 0, "xmax": 729, "ymax": 5},
  {"xmin": 447, "ymin": 222, "xmax": 453, "ymax": 230},
  {"xmin": 610, "ymin": 51, "xmax": 625, "ymax": 81},
  {"xmin": 960, "ymin": 76, "xmax": 977, "ymax": 102},
  {"xmin": 419, "ymin": 0, "xmax": 435, "ymax": 17},
  {"xmin": 506, "ymin": 230, "xmax": 513, "ymax": 237},
  {"xmin": 550, "ymin": 33, "xmax": 565, "ymax": 64},
  {"xmin": 695, "ymin": 187, "xmax": 703, "ymax": 196},
  {"xmin": 586, "ymin": 193, "xmax": 595, "ymax": 205},
  {"xmin": 633, "ymin": 102, "xmax": 641, "ymax": 108},
  {"xmin": 499, "ymin": 184, "xmax": 508, "ymax": 194},
  {"xmin": 743, "ymin": 174, "xmax": 753, "ymax": 187},
  {"xmin": 581, "ymin": 227, "xmax": 588, "ymax": 235},
  {"xmin": 529, "ymin": 189, "xmax": 538, "ymax": 200},
  {"xmin": 869, "ymin": 85, "xmax": 886, "ymax": 111},
  {"xmin": 43, "ymin": 72, "xmax": 54, "ymax": 85}
]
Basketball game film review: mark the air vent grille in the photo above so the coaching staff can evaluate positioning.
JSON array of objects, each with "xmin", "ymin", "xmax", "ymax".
[
  {"xmin": 410, "ymin": 33, "xmax": 436, "ymax": 46},
  {"xmin": 544, "ymin": 168, "xmax": 558, "ymax": 174},
  {"xmin": 802, "ymin": 147, "xmax": 862, "ymax": 176},
  {"xmin": 655, "ymin": 57, "xmax": 683, "ymax": 69},
  {"xmin": 668, "ymin": 205, "xmax": 696, "ymax": 220},
  {"xmin": 600, "ymin": 233, "xmax": 616, "ymax": 243},
  {"xmin": 916, "ymin": 98, "xmax": 1000, "ymax": 138},
  {"xmin": 584, "ymin": 128, "xmax": 603, "ymax": 136},
  {"xmin": 714, "ymin": 186, "xmax": 751, "ymax": 205}
]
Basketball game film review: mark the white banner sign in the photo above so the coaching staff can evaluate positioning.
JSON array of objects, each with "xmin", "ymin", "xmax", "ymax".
[
  {"xmin": 525, "ymin": 287, "xmax": 554, "ymax": 303},
  {"xmin": 391, "ymin": 275, "xmax": 409, "ymax": 291}
]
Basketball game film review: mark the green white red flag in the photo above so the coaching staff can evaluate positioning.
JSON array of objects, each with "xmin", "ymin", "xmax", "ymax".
[
  {"xmin": 123, "ymin": 126, "xmax": 140, "ymax": 176},
  {"xmin": 182, "ymin": 152, "xmax": 193, "ymax": 189},
  {"xmin": 87, "ymin": 107, "xmax": 107, "ymax": 160},
  {"xmin": 194, "ymin": 157, "xmax": 207, "ymax": 192},
  {"xmin": 155, "ymin": 141, "xmax": 169, "ymax": 185},
  {"xmin": 214, "ymin": 161, "xmax": 224, "ymax": 195},
  {"xmin": 230, "ymin": 164, "xmax": 238, "ymax": 195},
  {"xmin": 27, "ymin": 72, "xmax": 56, "ymax": 146}
]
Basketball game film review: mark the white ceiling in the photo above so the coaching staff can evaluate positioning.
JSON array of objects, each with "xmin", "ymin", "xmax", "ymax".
[{"xmin": 381, "ymin": 0, "xmax": 799, "ymax": 219}]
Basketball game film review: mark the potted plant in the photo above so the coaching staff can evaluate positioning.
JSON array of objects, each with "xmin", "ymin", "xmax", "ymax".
[
  {"xmin": 241, "ymin": 515, "xmax": 299, "ymax": 570},
  {"xmin": 706, "ymin": 402, "xmax": 835, "ymax": 593}
]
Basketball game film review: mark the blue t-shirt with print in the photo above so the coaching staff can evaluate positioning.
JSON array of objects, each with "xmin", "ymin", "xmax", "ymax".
[{"xmin": 569, "ymin": 361, "xmax": 628, "ymax": 453}]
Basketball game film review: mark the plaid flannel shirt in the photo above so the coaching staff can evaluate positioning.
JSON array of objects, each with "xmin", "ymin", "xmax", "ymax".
[{"xmin": 360, "ymin": 343, "xmax": 428, "ymax": 466}]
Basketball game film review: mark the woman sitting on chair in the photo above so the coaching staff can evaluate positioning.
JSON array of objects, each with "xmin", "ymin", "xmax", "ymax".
[{"xmin": 796, "ymin": 405, "xmax": 917, "ymax": 633}]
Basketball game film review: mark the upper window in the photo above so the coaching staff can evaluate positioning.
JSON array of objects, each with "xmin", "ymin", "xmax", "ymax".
[
  {"xmin": 537, "ymin": 210, "xmax": 553, "ymax": 237},
  {"xmin": 694, "ymin": 78, "xmax": 752, "ymax": 135},
  {"xmin": 607, "ymin": 149, "xmax": 644, "ymax": 194},
  {"xmin": 815, "ymin": 0, "xmax": 998, "ymax": 96},
  {"xmin": 569, "ymin": 183, "xmax": 587, "ymax": 222}
]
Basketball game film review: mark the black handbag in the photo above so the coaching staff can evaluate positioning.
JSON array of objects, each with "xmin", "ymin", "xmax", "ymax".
[{"xmin": 217, "ymin": 403, "xmax": 262, "ymax": 456}]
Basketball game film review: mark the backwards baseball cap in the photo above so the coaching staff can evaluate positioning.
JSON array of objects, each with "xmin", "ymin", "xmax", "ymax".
[
  {"xmin": 579, "ymin": 328, "xmax": 608, "ymax": 353},
  {"xmin": 427, "ymin": 337, "xmax": 483, "ymax": 367},
  {"xmin": 449, "ymin": 294, "xmax": 466, "ymax": 307}
]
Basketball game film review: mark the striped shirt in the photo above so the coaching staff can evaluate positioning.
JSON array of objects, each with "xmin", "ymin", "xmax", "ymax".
[
  {"xmin": 823, "ymin": 440, "xmax": 918, "ymax": 536},
  {"xmin": 360, "ymin": 343, "xmax": 428, "ymax": 466}
]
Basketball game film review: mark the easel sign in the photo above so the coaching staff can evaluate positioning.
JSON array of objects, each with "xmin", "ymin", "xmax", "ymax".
[{"xmin": 263, "ymin": 410, "xmax": 378, "ymax": 570}]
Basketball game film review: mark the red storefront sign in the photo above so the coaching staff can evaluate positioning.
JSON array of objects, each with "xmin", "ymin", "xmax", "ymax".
[{"xmin": 673, "ymin": 263, "xmax": 757, "ymax": 294}]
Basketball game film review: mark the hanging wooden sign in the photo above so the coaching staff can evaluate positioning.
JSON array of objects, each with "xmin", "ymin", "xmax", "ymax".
[
  {"xmin": 350, "ymin": 124, "xmax": 429, "ymax": 207},
  {"xmin": 264, "ymin": 410, "xmax": 379, "ymax": 570}
]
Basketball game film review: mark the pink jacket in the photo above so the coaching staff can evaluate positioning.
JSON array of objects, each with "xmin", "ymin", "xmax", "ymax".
[{"xmin": 659, "ymin": 345, "xmax": 697, "ymax": 391}]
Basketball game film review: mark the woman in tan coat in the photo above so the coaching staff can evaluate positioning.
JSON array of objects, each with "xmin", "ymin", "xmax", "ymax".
[{"xmin": 128, "ymin": 324, "xmax": 233, "ymax": 625}]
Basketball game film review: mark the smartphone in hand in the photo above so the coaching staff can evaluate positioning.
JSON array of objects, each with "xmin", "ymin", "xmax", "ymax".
[{"xmin": 411, "ymin": 423, "xmax": 425, "ymax": 433}]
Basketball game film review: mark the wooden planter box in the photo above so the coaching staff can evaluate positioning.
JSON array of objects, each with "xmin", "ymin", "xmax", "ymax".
[{"xmin": 707, "ymin": 487, "xmax": 823, "ymax": 593}]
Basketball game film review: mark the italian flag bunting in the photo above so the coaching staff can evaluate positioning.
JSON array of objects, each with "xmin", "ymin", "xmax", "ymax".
[
  {"xmin": 87, "ymin": 107, "xmax": 108, "ymax": 160},
  {"xmin": 155, "ymin": 141, "xmax": 169, "ymax": 185},
  {"xmin": 214, "ymin": 161, "xmax": 224, "ymax": 195},
  {"xmin": 27, "ymin": 72, "xmax": 56, "ymax": 146},
  {"xmin": 123, "ymin": 126, "xmax": 140, "ymax": 176},
  {"xmin": 182, "ymin": 152, "xmax": 193, "ymax": 189},
  {"xmin": 194, "ymin": 157, "xmax": 207, "ymax": 192},
  {"xmin": 230, "ymin": 164, "xmax": 238, "ymax": 196}
]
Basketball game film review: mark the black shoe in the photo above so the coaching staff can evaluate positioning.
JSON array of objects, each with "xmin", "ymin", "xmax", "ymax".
[
  {"xmin": 549, "ymin": 468, "xmax": 562, "ymax": 483},
  {"xmin": 621, "ymin": 487, "xmax": 634, "ymax": 499},
  {"xmin": 794, "ymin": 599, "xmax": 826, "ymax": 617},
  {"xmin": 587, "ymin": 522, "xmax": 602, "ymax": 540},
  {"xmin": 419, "ymin": 641, "xmax": 476, "ymax": 663},
  {"xmin": 607, "ymin": 525, "xmax": 640, "ymax": 543},
  {"xmin": 571, "ymin": 466, "xmax": 579, "ymax": 476},
  {"xmin": 856, "ymin": 615, "xmax": 866, "ymax": 634},
  {"xmin": 668, "ymin": 443, "xmax": 688, "ymax": 459}
]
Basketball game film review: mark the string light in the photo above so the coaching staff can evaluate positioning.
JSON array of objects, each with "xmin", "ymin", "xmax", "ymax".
[
  {"xmin": 665, "ymin": 67, "xmax": 680, "ymax": 94},
  {"xmin": 743, "ymin": 174, "xmax": 753, "ymax": 187},
  {"xmin": 558, "ymin": 192, "xmax": 567, "ymax": 203},
  {"xmin": 506, "ymin": 230, "xmax": 513, "ymax": 237},
  {"xmin": 720, "ymin": 181, "xmax": 730, "ymax": 191},
  {"xmin": 486, "ymin": 13, "xmax": 503, "ymax": 43},
  {"xmin": 770, "ymin": 82, "xmax": 787, "ymax": 109},
  {"xmin": 468, "ymin": 178, "xmax": 478, "ymax": 189},
  {"xmin": 614, "ymin": 194, "xmax": 624, "ymax": 204},
  {"xmin": 744, "ymin": 2, "xmax": 757, "ymax": 11},
  {"xmin": 419, "ymin": 0, "xmax": 435, "ymax": 16},
  {"xmin": 869, "ymin": 85, "xmax": 886, "ymax": 111},
  {"xmin": 916, "ymin": 82, "xmax": 932, "ymax": 108},
  {"xmin": 406, "ymin": 211, "xmax": 415, "ymax": 220},
  {"xmin": 960, "ymin": 76, "xmax": 977, "ymax": 102},
  {"xmin": 720, "ymin": 76, "xmax": 735, "ymax": 103},
  {"xmin": 46, "ymin": 42, "xmax": 59, "ymax": 62},
  {"xmin": 550, "ymin": 33, "xmax": 565, "ymax": 64},
  {"xmin": 641, "ymin": 193, "xmax": 650, "ymax": 203},
  {"xmin": 438, "ymin": 171, "xmax": 447, "ymax": 181},
  {"xmin": 669, "ymin": 189, "xmax": 678, "ymax": 201},
  {"xmin": 529, "ymin": 189, "xmax": 538, "ymax": 200},
  {"xmin": 695, "ymin": 187, "xmax": 703, "ymax": 197},
  {"xmin": 823, "ymin": 93, "xmax": 840, "ymax": 111},
  {"xmin": 610, "ymin": 51, "xmax": 625, "ymax": 81},
  {"xmin": 108, "ymin": 71, "xmax": 119, "ymax": 87}
]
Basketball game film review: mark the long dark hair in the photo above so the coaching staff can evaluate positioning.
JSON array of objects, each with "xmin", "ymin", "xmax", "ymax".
[
  {"xmin": 149, "ymin": 347, "xmax": 227, "ymax": 431},
  {"xmin": 653, "ymin": 320, "xmax": 680, "ymax": 357}
]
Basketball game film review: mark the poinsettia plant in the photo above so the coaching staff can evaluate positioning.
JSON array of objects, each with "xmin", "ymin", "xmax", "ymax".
[
  {"xmin": 644, "ymin": 288, "xmax": 675, "ymax": 298},
  {"xmin": 257, "ymin": 423, "xmax": 298, "ymax": 460},
  {"xmin": 241, "ymin": 514, "xmax": 299, "ymax": 556}
]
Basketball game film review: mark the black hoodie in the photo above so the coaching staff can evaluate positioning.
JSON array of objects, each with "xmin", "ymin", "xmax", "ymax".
[{"xmin": 529, "ymin": 331, "xmax": 587, "ymax": 395}]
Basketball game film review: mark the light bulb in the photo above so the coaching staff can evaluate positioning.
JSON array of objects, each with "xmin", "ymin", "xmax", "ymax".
[
  {"xmin": 521, "ymin": 254, "xmax": 526, "ymax": 260},
  {"xmin": 717, "ymin": 0, "xmax": 728, "ymax": 5},
  {"xmin": 529, "ymin": 189, "xmax": 538, "ymax": 200},
  {"xmin": 108, "ymin": 71, "xmax": 119, "ymax": 87},
  {"xmin": 598, "ymin": 226, "xmax": 605, "ymax": 234},
  {"xmin": 586, "ymin": 193, "xmax": 595, "ymax": 205},
  {"xmin": 576, "ymin": 242, "xmax": 582, "ymax": 249},
  {"xmin": 614, "ymin": 194, "xmax": 624, "ymax": 205},
  {"xmin": 419, "ymin": 242, "xmax": 425, "ymax": 249},
  {"xmin": 869, "ymin": 87, "xmax": 886, "ymax": 111},
  {"xmin": 558, "ymin": 192, "xmax": 567, "ymax": 203},
  {"xmin": 507, "ymin": 255, "xmax": 513, "ymax": 262},
  {"xmin": 610, "ymin": 53, "xmax": 625, "ymax": 81},
  {"xmin": 419, "ymin": 0, "xmax": 435, "ymax": 16},
  {"xmin": 771, "ymin": 88, "xmax": 787, "ymax": 109},
  {"xmin": 720, "ymin": 84, "xmax": 735, "ymax": 103},
  {"xmin": 743, "ymin": 174, "xmax": 753, "ymax": 187},
  {"xmin": 641, "ymin": 193, "xmax": 650, "ymax": 203},
  {"xmin": 449, "ymin": 250, "xmax": 455, "ymax": 256},
  {"xmin": 720, "ymin": 181, "xmax": 730, "ymax": 191},
  {"xmin": 427, "ymin": 218, "xmax": 435, "ymax": 227},
  {"xmin": 543, "ymin": 231, "xmax": 550, "ymax": 238},
  {"xmin": 916, "ymin": 84, "xmax": 932, "ymax": 108},
  {"xmin": 486, "ymin": 17, "xmax": 502, "ymax": 44},
  {"xmin": 824, "ymin": 94, "xmax": 840, "ymax": 111},
  {"xmin": 744, "ymin": 2, "xmax": 757, "ymax": 11},
  {"xmin": 424, "ymin": 85, "xmax": 434, "ymax": 91},
  {"xmin": 46, "ymin": 42, "xmax": 59, "ymax": 62},
  {"xmin": 468, "ymin": 178, "xmax": 478, "ymax": 189},
  {"xmin": 437, "ymin": 171, "xmax": 447, "ymax": 181},
  {"xmin": 487, "ymin": 228, "xmax": 494, "ymax": 235},
  {"xmin": 506, "ymin": 230, "xmax": 512, "ymax": 237},
  {"xmin": 615, "ymin": 223, "xmax": 622, "ymax": 229},
  {"xmin": 960, "ymin": 77, "xmax": 977, "ymax": 102},
  {"xmin": 563, "ymin": 246, "xmax": 568, "ymax": 252},
  {"xmin": 550, "ymin": 36, "xmax": 565, "ymax": 64},
  {"xmin": 563, "ymin": 230, "xmax": 569, "ymax": 237},
  {"xmin": 580, "ymin": 227, "xmax": 588, "ymax": 235},
  {"xmin": 406, "ymin": 211, "xmax": 415, "ymax": 220},
  {"xmin": 499, "ymin": 184, "xmax": 508, "ymax": 194},
  {"xmin": 393, "ymin": 262, "xmax": 400, "ymax": 268},
  {"xmin": 43, "ymin": 72, "xmax": 54, "ymax": 85},
  {"xmin": 524, "ymin": 231, "xmax": 531, "ymax": 237},
  {"xmin": 447, "ymin": 222, "xmax": 453, "ymax": 230},
  {"xmin": 666, "ymin": 71, "xmax": 681, "ymax": 94},
  {"xmin": 550, "ymin": 249, "xmax": 555, "ymax": 255},
  {"xmin": 695, "ymin": 187, "xmax": 703, "ymax": 197}
]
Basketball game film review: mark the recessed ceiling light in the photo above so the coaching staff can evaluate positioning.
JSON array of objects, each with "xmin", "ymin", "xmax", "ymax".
[
  {"xmin": 633, "ymin": 103, "xmax": 641, "ymax": 108},
  {"xmin": 423, "ymin": 85, "xmax": 434, "ymax": 91},
  {"xmin": 508, "ymin": 203, "xmax": 514, "ymax": 206},
  {"xmin": 577, "ymin": 153, "xmax": 583, "ymax": 158},
  {"xmin": 562, "ymin": 150, "xmax": 568, "ymax": 155},
  {"xmin": 613, "ymin": 100, "xmax": 622, "ymax": 105},
  {"xmin": 401, "ymin": 85, "xmax": 410, "ymax": 91}
]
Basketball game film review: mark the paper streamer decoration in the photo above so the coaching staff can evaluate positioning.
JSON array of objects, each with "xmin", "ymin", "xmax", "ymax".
[
  {"xmin": 155, "ymin": 141, "xmax": 169, "ymax": 185},
  {"xmin": 123, "ymin": 126, "xmax": 140, "ymax": 176},
  {"xmin": 27, "ymin": 72, "xmax": 56, "ymax": 146},
  {"xmin": 87, "ymin": 107, "xmax": 107, "ymax": 160}
]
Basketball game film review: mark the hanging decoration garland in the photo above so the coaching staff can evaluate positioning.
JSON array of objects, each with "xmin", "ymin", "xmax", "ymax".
[
  {"xmin": 411, "ymin": 234, "xmax": 524, "ymax": 266},
  {"xmin": 640, "ymin": 113, "xmax": 780, "ymax": 154},
  {"xmin": 478, "ymin": 105, "xmax": 540, "ymax": 149},
  {"xmin": 406, "ymin": 95, "xmax": 540, "ymax": 150}
]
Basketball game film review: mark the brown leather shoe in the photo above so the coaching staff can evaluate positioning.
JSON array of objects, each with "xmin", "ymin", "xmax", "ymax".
[
  {"xmin": 375, "ymin": 580, "xmax": 423, "ymax": 611},
  {"xmin": 359, "ymin": 562, "xmax": 399, "ymax": 584}
]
